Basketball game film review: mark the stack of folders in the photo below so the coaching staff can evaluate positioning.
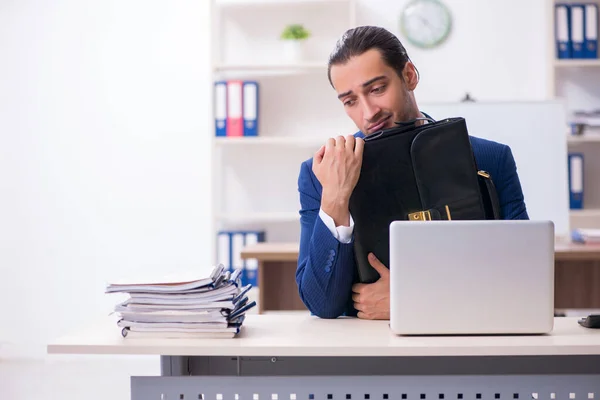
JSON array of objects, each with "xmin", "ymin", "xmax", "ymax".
[
  {"xmin": 105, "ymin": 265, "xmax": 255, "ymax": 339},
  {"xmin": 555, "ymin": 3, "xmax": 598, "ymax": 59},
  {"xmin": 214, "ymin": 80, "xmax": 259, "ymax": 137}
]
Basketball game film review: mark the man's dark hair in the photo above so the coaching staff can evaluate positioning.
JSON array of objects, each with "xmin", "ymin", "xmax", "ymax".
[{"xmin": 327, "ymin": 26, "xmax": 417, "ymax": 87}]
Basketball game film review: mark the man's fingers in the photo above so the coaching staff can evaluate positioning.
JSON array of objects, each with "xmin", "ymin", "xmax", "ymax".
[
  {"xmin": 357, "ymin": 311, "xmax": 374, "ymax": 320},
  {"xmin": 352, "ymin": 292, "xmax": 360, "ymax": 302},
  {"xmin": 335, "ymin": 135, "xmax": 345, "ymax": 149},
  {"xmin": 354, "ymin": 137, "xmax": 365, "ymax": 157},
  {"xmin": 354, "ymin": 302, "xmax": 366, "ymax": 312},
  {"xmin": 325, "ymin": 138, "xmax": 336, "ymax": 153},
  {"xmin": 368, "ymin": 253, "xmax": 389, "ymax": 277},
  {"xmin": 352, "ymin": 283, "xmax": 366, "ymax": 293},
  {"xmin": 345, "ymin": 134, "xmax": 355, "ymax": 152},
  {"xmin": 314, "ymin": 145, "xmax": 325, "ymax": 164}
]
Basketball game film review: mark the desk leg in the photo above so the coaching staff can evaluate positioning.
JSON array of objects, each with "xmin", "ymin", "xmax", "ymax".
[{"xmin": 161, "ymin": 356, "xmax": 190, "ymax": 376}]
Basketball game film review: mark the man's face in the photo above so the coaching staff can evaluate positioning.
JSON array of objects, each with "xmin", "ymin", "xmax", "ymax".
[{"xmin": 330, "ymin": 48, "xmax": 418, "ymax": 135}]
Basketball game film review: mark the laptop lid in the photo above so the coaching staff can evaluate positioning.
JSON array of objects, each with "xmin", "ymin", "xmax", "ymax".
[{"xmin": 389, "ymin": 220, "xmax": 555, "ymax": 335}]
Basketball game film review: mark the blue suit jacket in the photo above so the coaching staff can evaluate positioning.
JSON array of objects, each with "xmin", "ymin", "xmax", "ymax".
[{"xmin": 295, "ymin": 128, "xmax": 529, "ymax": 319}]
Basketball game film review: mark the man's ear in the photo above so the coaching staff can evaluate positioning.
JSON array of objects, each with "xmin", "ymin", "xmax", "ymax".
[{"xmin": 402, "ymin": 62, "xmax": 419, "ymax": 91}]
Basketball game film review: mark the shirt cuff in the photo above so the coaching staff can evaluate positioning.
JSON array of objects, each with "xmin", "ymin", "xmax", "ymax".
[{"xmin": 318, "ymin": 208, "xmax": 354, "ymax": 244}]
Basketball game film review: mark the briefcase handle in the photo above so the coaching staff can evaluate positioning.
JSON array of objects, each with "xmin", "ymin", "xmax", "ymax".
[
  {"xmin": 365, "ymin": 117, "xmax": 437, "ymax": 141},
  {"xmin": 394, "ymin": 116, "xmax": 436, "ymax": 127}
]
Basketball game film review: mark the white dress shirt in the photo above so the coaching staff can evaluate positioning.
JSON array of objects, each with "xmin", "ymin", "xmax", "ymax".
[{"xmin": 319, "ymin": 208, "xmax": 354, "ymax": 244}]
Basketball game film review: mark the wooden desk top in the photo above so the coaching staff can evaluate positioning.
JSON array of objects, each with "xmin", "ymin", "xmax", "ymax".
[
  {"xmin": 47, "ymin": 313, "xmax": 600, "ymax": 357},
  {"xmin": 241, "ymin": 242, "xmax": 300, "ymax": 261},
  {"xmin": 555, "ymin": 241, "xmax": 600, "ymax": 261},
  {"xmin": 241, "ymin": 242, "xmax": 600, "ymax": 262}
]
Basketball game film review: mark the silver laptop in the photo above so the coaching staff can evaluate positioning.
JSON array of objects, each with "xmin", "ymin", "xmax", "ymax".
[{"xmin": 389, "ymin": 220, "xmax": 555, "ymax": 335}]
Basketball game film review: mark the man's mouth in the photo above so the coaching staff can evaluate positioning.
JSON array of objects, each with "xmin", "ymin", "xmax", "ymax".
[{"xmin": 368, "ymin": 116, "xmax": 391, "ymax": 133}]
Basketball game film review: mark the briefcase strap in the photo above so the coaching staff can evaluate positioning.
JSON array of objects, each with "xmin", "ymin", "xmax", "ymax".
[
  {"xmin": 477, "ymin": 170, "xmax": 502, "ymax": 219},
  {"xmin": 366, "ymin": 117, "xmax": 438, "ymax": 141},
  {"xmin": 393, "ymin": 116, "xmax": 436, "ymax": 127}
]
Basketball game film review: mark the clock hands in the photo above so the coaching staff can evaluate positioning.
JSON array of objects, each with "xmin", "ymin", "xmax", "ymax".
[{"xmin": 417, "ymin": 15, "xmax": 432, "ymax": 29}]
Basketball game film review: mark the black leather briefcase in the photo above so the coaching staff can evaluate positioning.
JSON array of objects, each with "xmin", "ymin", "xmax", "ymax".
[{"xmin": 348, "ymin": 117, "xmax": 501, "ymax": 284}]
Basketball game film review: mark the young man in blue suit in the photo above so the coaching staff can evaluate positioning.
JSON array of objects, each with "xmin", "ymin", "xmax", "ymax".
[{"xmin": 295, "ymin": 26, "xmax": 529, "ymax": 320}]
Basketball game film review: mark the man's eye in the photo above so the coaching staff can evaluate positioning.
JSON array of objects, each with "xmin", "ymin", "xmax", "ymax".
[
  {"xmin": 344, "ymin": 99, "xmax": 355, "ymax": 107},
  {"xmin": 372, "ymin": 85, "xmax": 385, "ymax": 93}
]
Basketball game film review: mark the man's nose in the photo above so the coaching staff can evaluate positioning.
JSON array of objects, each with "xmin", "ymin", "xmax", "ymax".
[{"xmin": 362, "ymin": 100, "xmax": 381, "ymax": 123}]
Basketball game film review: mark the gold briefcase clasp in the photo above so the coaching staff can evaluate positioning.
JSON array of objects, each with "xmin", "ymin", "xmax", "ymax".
[
  {"xmin": 408, "ymin": 210, "xmax": 432, "ymax": 221},
  {"xmin": 408, "ymin": 206, "xmax": 452, "ymax": 221}
]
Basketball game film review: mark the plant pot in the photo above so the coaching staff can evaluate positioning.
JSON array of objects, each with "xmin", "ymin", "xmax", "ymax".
[{"xmin": 282, "ymin": 40, "xmax": 305, "ymax": 64}]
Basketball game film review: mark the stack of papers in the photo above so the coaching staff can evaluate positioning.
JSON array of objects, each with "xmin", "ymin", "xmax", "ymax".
[
  {"xmin": 573, "ymin": 110, "xmax": 600, "ymax": 128},
  {"xmin": 105, "ymin": 265, "xmax": 255, "ymax": 339},
  {"xmin": 572, "ymin": 228, "xmax": 600, "ymax": 244}
]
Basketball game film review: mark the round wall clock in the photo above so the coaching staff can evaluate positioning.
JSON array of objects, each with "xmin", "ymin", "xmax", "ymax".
[{"xmin": 400, "ymin": 0, "xmax": 452, "ymax": 49}]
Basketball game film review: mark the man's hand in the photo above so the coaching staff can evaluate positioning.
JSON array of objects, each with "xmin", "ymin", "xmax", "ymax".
[
  {"xmin": 312, "ymin": 135, "xmax": 364, "ymax": 226},
  {"xmin": 352, "ymin": 253, "xmax": 390, "ymax": 320}
]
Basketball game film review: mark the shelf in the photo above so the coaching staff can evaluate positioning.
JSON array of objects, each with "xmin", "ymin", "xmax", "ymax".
[
  {"xmin": 216, "ymin": 212, "xmax": 300, "ymax": 223},
  {"xmin": 570, "ymin": 209, "xmax": 600, "ymax": 217},
  {"xmin": 214, "ymin": 136, "xmax": 324, "ymax": 147},
  {"xmin": 567, "ymin": 135, "xmax": 600, "ymax": 143},
  {"xmin": 216, "ymin": 0, "xmax": 352, "ymax": 7},
  {"xmin": 213, "ymin": 62, "xmax": 326, "ymax": 76},
  {"xmin": 554, "ymin": 59, "xmax": 600, "ymax": 68}
]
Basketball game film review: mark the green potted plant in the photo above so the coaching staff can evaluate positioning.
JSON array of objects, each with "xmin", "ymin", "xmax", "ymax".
[{"xmin": 280, "ymin": 24, "xmax": 311, "ymax": 63}]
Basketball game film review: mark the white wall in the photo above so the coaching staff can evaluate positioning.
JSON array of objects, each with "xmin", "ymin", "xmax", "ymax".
[
  {"xmin": 0, "ymin": 0, "xmax": 212, "ymax": 358},
  {"xmin": 358, "ymin": 0, "xmax": 551, "ymax": 102}
]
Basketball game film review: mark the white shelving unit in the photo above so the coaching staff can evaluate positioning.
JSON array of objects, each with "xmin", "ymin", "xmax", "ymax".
[
  {"xmin": 214, "ymin": 136, "xmax": 325, "ymax": 147},
  {"xmin": 210, "ymin": 0, "xmax": 357, "ymax": 264},
  {"xmin": 554, "ymin": 59, "xmax": 600, "ymax": 67},
  {"xmin": 551, "ymin": 0, "xmax": 600, "ymax": 231},
  {"xmin": 570, "ymin": 208, "xmax": 600, "ymax": 216},
  {"xmin": 214, "ymin": 62, "xmax": 327, "ymax": 72},
  {"xmin": 216, "ymin": 211, "xmax": 300, "ymax": 224},
  {"xmin": 217, "ymin": 0, "xmax": 355, "ymax": 7},
  {"xmin": 567, "ymin": 134, "xmax": 600, "ymax": 143}
]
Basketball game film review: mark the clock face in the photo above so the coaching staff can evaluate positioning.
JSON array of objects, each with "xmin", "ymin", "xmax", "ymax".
[{"xmin": 400, "ymin": 0, "xmax": 452, "ymax": 49}]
